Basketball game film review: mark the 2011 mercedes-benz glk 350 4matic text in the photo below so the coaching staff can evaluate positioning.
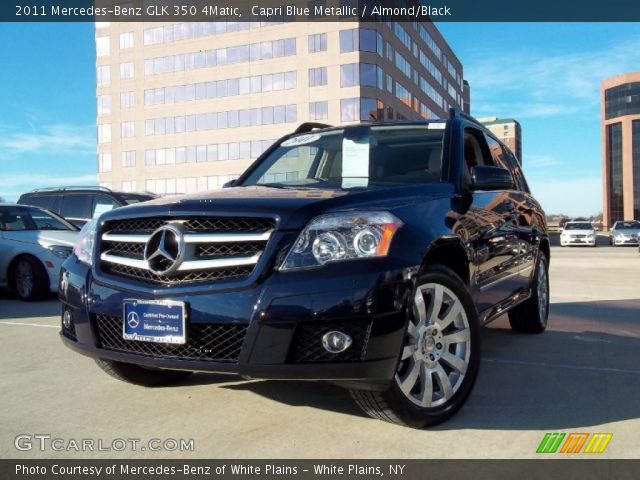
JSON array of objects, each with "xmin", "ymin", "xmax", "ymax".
[{"xmin": 60, "ymin": 110, "xmax": 549, "ymax": 428}]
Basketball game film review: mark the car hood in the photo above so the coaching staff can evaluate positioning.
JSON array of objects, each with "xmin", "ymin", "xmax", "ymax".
[
  {"xmin": 98, "ymin": 184, "xmax": 455, "ymax": 230},
  {"xmin": 613, "ymin": 229, "xmax": 640, "ymax": 236},
  {"xmin": 1, "ymin": 230, "xmax": 78, "ymax": 248}
]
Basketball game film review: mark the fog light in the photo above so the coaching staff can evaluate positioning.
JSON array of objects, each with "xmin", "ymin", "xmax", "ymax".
[
  {"xmin": 322, "ymin": 331, "xmax": 352, "ymax": 354},
  {"xmin": 62, "ymin": 309, "xmax": 73, "ymax": 329}
]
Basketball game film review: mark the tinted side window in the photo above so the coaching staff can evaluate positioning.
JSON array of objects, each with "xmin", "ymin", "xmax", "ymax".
[
  {"xmin": 60, "ymin": 194, "xmax": 92, "ymax": 220},
  {"xmin": 504, "ymin": 149, "xmax": 529, "ymax": 193},
  {"xmin": 92, "ymin": 195, "xmax": 119, "ymax": 218},
  {"xmin": 484, "ymin": 134, "xmax": 517, "ymax": 188},
  {"xmin": 463, "ymin": 128, "xmax": 492, "ymax": 173},
  {"xmin": 20, "ymin": 194, "xmax": 63, "ymax": 213}
]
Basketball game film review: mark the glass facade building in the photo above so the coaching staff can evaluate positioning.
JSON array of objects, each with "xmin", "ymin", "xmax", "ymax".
[
  {"xmin": 95, "ymin": 20, "xmax": 467, "ymax": 195},
  {"xmin": 602, "ymin": 72, "xmax": 640, "ymax": 228}
]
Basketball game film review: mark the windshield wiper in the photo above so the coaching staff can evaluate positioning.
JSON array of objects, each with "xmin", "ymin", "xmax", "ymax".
[{"xmin": 254, "ymin": 183, "xmax": 296, "ymax": 189}]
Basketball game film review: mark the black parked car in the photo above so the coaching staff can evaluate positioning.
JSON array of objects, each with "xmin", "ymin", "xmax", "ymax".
[
  {"xmin": 18, "ymin": 186, "xmax": 157, "ymax": 228},
  {"xmin": 59, "ymin": 110, "xmax": 549, "ymax": 428}
]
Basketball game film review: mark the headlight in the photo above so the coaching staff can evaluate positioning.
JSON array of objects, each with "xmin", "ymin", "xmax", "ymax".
[
  {"xmin": 73, "ymin": 219, "xmax": 98, "ymax": 266},
  {"xmin": 48, "ymin": 246, "xmax": 73, "ymax": 259},
  {"xmin": 280, "ymin": 211, "xmax": 403, "ymax": 271}
]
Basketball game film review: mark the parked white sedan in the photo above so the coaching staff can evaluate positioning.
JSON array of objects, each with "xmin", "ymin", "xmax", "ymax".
[
  {"xmin": 0, "ymin": 204, "xmax": 79, "ymax": 300},
  {"xmin": 560, "ymin": 221, "xmax": 597, "ymax": 247},
  {"xmin": 610, "ymin": 220, "xmax": 640, "ymax": 246}
]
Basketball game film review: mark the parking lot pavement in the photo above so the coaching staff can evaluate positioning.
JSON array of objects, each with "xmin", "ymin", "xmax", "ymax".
[{"xmin": 1, "ymin": 246, "xmax": 639, "ymax": 460}]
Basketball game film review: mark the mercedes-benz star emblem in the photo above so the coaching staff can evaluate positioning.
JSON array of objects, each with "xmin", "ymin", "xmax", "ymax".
[
  {"xmin": 127, "ymin": 311, "xmax": 140, "ymax": 329},
  {"xmin": 144, "ymin": 224, "xmax": 186, "ymax": 276}
]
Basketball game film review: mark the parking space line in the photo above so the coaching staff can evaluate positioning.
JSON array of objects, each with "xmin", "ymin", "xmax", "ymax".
[
  {"xmin": 0, "ymin": 321, "xmax": 58, "ymax": 329},
  {"xmin": 484, "ymin": 357, "xmax": 640, "ymax": 375}
]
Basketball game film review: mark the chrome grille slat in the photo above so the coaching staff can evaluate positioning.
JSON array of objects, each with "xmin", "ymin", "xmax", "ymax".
[{"xmin": 99, "ymin": 216, "xmax": 275, "ymax": 286}]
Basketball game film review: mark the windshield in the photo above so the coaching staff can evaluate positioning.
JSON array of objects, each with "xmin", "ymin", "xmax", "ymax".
[
  {"xmin": 0, "ymin": 206, "xmax": 77, "ymax": 232},
  {"xmin": 565, "ymin": 222, "xmax": 593, "ymax": 230},
  {"xmin": 241, "ymin": 124, "xmax": 445, "ymax": 189},
  {"xmin": 614, "ymin": 221, "xmax": 640, "ymax": 229}
]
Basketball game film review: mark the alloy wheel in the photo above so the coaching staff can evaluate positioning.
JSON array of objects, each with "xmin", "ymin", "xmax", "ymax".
[
  {"xmin": 16, "ymin": 260, "xmax": 34, "ymax": 298},
  {"xmin": 395, "ymin": 282, "xmax": 471, "ymax": 408}
]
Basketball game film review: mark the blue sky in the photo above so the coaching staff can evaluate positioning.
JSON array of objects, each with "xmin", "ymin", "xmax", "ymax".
[{"xmin": 1, "ymin": 22, "xmax": 640, "ymax": 216}]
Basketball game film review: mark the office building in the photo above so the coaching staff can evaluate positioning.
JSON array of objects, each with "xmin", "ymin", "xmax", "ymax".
[
  {"xmin": 602, "ymin": 72, "xmax": 640, "ymax": 228},
  {"xmin": 478, "ymin": 117, "xmax": 522, "ymax": 164},
  {"xmin": 95, "ymin": 20, "xmax": 467, "ymax": 194}
]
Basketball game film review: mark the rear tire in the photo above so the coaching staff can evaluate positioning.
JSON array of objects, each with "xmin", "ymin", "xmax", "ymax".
[
  {"xmin": 95, "ymin": 359, "xmax": 192, "ymax": 387},
  {"xmin": 13, "ymin": 256, "xmax": 49, "ymax": 301},
  {"xmin": 508, "ymin": 254, "xmax": 549, "ymax": 334},
  {"xmin": 350, "ymin": 266, "xmax": 480, "ymax": 428}
]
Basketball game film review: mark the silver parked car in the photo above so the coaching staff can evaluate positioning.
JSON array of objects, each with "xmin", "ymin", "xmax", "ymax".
[
  {"xmin": 610, "ymin": 220, "xmax": 640, "ymax": 246},
  {"xmin": 0, "ymin": 204, "xmax": 79, "ymax": 300}
]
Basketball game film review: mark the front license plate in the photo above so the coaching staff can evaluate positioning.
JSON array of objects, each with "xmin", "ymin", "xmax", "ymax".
[{"xmin": 122, "ymin": 300, "xmax": 186, "ymax": 344}]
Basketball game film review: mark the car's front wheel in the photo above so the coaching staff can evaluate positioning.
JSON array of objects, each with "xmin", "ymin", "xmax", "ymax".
[
  {"xmin": 13, "ymin": 256, "xmax": 49, "ymax": 301},
  {"xmin": 95, "ymin": 359, "xmax": 192, "ymax": 387},
  {"xmin": 350, "ymin": 266, "xmax": 480, "ymax": 428}
]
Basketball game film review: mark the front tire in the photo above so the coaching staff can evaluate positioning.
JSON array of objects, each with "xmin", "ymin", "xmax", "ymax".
[
  {"xmin": 350, "ymin": 266, "xmax": 480, "ymax": 428},
  {"xmin": 508, "ymin": 254, "xmax": 549, "ymax": 333},
  {"xmin": 95, "ymin": 359, "xmax": 192, "ymax": 387},
  {"xmin": 13, "ymin": 256, "xmax": 49, "ymax": 301}
]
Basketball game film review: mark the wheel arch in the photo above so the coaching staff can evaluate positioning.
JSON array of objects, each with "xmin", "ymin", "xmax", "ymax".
[{"xmin": 418, "ymin": 238, "xmax": 471, "ymax": 288}]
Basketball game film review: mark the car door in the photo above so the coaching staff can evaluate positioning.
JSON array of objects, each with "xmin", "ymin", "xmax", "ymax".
[
  {"xmin": 484, "ymin": 134, "xmax": 536, "ymax": 290},
  {"xmin": 460, "ymin": 127, "xmax": 522, "ymax": 314}
]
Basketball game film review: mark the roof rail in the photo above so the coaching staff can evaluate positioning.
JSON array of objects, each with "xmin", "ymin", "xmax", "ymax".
[
  {"xmin": 449, "ymin": 107, "xmax": 482, "ymax": 125},
  {"xmin": 294, "ymin": 122, "xmax": 333, "ymax": 134},
  {"xmin": 29, "ymin": 186, "xmax": 112, "ymax": 193}
]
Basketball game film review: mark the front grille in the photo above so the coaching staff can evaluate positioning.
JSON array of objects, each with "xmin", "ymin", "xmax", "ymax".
[
  {"xmin": 289, "ymin": 319, "xmax": 373, "ymax": 363},
  {"xmin": 95, "ymin": 314, "xmax": 247, "ymax": 362},
  {"xmin": 99, "ymin": 216, "xmax": 275, "ymax": 286},
  {"xmin": 106, "ymin": 263, "xmax": 254, "ymax": 285},
  {"xmin": 106, "ymin": 217, "xmax": 275, "ymax": 234}
]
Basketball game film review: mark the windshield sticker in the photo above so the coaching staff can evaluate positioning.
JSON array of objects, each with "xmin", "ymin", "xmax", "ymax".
[
  {"xmin": 341, "ymin": 137, "xmax": 369, "ymax": 189},
  {"xmin": 428, "ymin": 123, "xmax": 446, "ymax": 129},
  {"xmin": 281, "ymin": 134, "xmax": 320, "ymax": 147}
]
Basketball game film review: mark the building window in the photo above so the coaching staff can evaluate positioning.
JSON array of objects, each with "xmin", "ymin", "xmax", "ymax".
[
  {"xmin": 121, "ymin": 151, "xmax": 136, "ymax": 167},
  {"xmin": 97, "ymin": 124, "xmax": 111, "ymax": 144},
  {"xmin": 97, "ymin": 95, "xmax": 111, "ymax": 115},
  {"xmin": 120, "ymin": 121, "xmax": 135, "ymax": 138},
  {"xmin": 309, "ymin": 67, "xmax": 327, "ymax": 87},
  {"xmin": 341, "ymin": 98, "xmax": 382, "ymax": 122},
  {"xmin": 605, "ymin": 82, "xmax": 640, "ymax": 120},
  {"xmin": 120, "ymin": 62, "xmax": 134, "ymax": 79},
  {"xmin": 633, "ymin": 120, "xmax": 640, "ymax": 219},
  {"xmin": 120, "ymin": 91, "xmax": 135, "ymax": 109},
  {"xmin": 340, "ymin": 64, "xmax": 358, "ymax": 87},
  {"xmin": 121, "ymin": 180, "xmax": 136, "ymax": 192},
  {"xmin": 607, "ymin": 123, "xmax": 624, "ymax": 224},
  {"xmin": 96, "ymin": 36, "xmax": 110, "ymax": 57},
  {"xmin": 308, "ymin": 33, "xmax": 327, "ymax": 53},
  {"xmin": 309, "ymin": 101, "xmax": 328, "ymax": 120},
  {"xmin": 97, "ymin": 65, "xmax": 110, "ymax": 86},
  {"xmin": 119, "ymin": 32, "xmax": 134, "ymax": 49},
  {"xmin": 98, "ymin": 153, "xmax": 112, "ymax": 173},
  {"xmin": 339, "ymin": 29, "xmax": 382, "ymax": 54}
]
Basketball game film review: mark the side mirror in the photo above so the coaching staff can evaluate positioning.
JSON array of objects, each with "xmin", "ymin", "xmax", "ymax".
[
  {"xmin": 222, "ymin": 179, "xmax": 237, "ymax": 188},
  {"xmin": 471, "ymin": 166, "xmax": 514, "ymax": 191}
]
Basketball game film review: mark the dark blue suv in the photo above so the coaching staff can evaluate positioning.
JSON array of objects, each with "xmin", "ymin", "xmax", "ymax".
[{"xmin": 60, "ymin": 110, "xmax": 549, "ymax": 428}]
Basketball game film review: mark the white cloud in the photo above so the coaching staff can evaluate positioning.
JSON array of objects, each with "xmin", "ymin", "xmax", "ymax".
[
  {"xmin": 524, "ymin": 154, "xmax": 558, "ymax": 168},
  {"xmin": 466, "ymin": 32, "xmax": 640, "ymax": 118},
  {"xmin": 0, "ymin": 123, "xmax": 95, "ymax": 155}
]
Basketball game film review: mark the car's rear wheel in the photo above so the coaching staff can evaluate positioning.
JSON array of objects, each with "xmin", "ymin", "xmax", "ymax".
[
  {"xmin": 13, "ymin": 256, "xmax": 49, "ymax": 301},
  {"xmin": 350, "ymin": 266, "xmax": 480, "ymax": 428},
  {"xmin": 508, "ymin": 254, "xmax": 549, "ymax": 333},
  {"xmin": 95, "ymin": 359, "xmax": 193, "ymax": 387}
]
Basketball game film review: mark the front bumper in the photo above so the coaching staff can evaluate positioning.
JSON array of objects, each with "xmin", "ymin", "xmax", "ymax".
[
  {"xmin": 59, "ymin": 256, "xmax": 414, "ymax": 389},
  {"xmin": 560, "ymin": 237, "xmax": 596, "ymax": 246},
  {"xmin": 612, "ymin": 236, "xmax": 639, "ymax": 246}
]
